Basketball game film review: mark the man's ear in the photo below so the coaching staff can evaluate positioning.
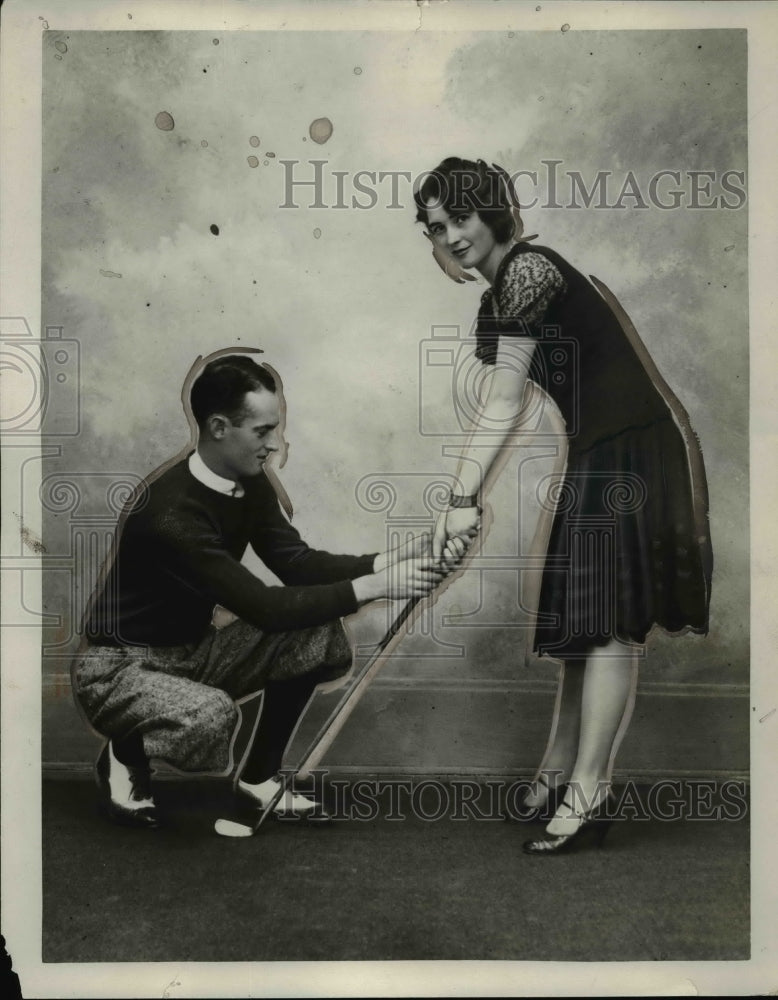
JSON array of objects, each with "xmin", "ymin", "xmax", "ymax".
[{"xmin": 207, "ymin": 413, "xmax": 229, "ymax": 439}]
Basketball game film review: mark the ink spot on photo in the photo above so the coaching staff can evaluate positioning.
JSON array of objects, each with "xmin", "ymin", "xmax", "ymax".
[
  {"xmin": 309, "ymin": 117, "xmax": 333, "ymax": 144},
  {"xmin": 16, "ymin": 514, "xmax": 47, "ymax": 555}
]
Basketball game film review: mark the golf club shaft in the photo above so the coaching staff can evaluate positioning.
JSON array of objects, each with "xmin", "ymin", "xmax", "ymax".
[
  {"xmin": 297, "ymin": 595, "xmax": 423, "ymax": 776},
  {"xmin": 244, "ymin": 596, "xmax": 423, "ymax": 834}
]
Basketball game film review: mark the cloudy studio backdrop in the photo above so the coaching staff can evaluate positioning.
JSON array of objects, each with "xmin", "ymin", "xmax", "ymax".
[{"xmin": 35, "ymin": 27, "xmax": 747, "ymax": 782}]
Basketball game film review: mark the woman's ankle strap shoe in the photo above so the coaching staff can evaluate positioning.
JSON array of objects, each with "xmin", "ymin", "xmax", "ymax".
[{"xmin": 522, "ymin": 792, "xmax": 614, "ymax": 855}]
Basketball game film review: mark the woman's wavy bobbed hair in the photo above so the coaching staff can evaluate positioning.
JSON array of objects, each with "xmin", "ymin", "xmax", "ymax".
[{"xmin": 413, "ymin": 157, "xmax": 524, "ymax": 244}]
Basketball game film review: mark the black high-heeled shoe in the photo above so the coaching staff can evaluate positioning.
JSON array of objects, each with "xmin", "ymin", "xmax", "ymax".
[
  {"xmin": 522, "ymin": 791, "xmax": 614, "ymax": 854},
  {"xmin": 507, "ymin": 774, "xmax": 570, "ymax": 822}
]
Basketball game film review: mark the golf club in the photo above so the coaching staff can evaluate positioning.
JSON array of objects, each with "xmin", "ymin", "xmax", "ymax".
[{"xmin": 214, "ymin": 595, "xmax": 423, "ymax": 838}]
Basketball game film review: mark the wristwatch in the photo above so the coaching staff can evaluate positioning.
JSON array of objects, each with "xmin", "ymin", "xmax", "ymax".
[{"xmin": 448, "ymin": 491, "xmax": 481, "ymax": 510}]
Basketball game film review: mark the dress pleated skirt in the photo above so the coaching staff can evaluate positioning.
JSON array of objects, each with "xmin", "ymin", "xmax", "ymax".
[{"xmin": 533, "ymin": 416, "xmax": 713, "ymax": 658}]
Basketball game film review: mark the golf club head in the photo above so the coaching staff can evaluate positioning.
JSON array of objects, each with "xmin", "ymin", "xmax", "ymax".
[{"xmin": 214, "ymin": 817, "xmax": 255, "ymax": 838}]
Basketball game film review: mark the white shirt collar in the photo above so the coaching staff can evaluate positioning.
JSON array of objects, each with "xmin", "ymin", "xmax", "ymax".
[{"xmin": 188, "ymin": 451, "xmax": 245, "ymax": 497}]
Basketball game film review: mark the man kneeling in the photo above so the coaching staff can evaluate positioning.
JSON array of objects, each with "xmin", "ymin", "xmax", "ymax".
[{"xmin": 73, "ymin": 355, "xmax": 455, "ymax": 828}]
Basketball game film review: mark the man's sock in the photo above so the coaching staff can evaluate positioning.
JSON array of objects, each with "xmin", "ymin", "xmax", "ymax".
[
  {"xmin": 111, "ymin": 731, "xmax": 148, "ymax": 768},
  {"xmin": 239, "ymin": 674, "xmax": 318, "ymax": 785}
]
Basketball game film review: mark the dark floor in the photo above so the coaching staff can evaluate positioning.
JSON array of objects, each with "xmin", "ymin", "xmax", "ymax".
[{"xmin": 42, "ymin": 777, "xmax": 749, "ymax": 963}]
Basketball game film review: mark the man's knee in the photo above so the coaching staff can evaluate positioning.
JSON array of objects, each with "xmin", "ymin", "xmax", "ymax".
[
  {"xmin": 305, "ymin": 620, "xmax": 353, "ymax": 687},
  {"xmin": 161, "ymin": 688, "xmax": 238, "ymax": 773},
  {"xmin": 266, "ymin": 618, "xmax": 353, "ymax": 685},
  {"xmin": 324, "ymin": 621, "xmax": 353, "ymax": 674},
  {"xmin": 190, "ymin": 688, "xmax": 238, "ymax": 741}
]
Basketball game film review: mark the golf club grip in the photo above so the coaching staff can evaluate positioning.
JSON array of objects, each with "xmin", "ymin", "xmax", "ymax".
[{"xmin": 295, "ymin": 596, "xmax": 423, "ymax": 775}]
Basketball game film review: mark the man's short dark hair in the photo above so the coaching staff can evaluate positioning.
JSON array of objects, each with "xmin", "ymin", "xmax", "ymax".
[{"xmin": 190, "ymin": 355, "xmax": 276, "ymax": 429}]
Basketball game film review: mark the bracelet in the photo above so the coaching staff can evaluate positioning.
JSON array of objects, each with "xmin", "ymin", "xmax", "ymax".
[{"xmin": 448, "ymin": 491, "xmax": 480, "ymax": 510}]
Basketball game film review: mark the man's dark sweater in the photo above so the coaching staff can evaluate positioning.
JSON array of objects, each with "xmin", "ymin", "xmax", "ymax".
[{"xmin": 85, "ymin": 459, "xmax": 376, "ymax": 646}]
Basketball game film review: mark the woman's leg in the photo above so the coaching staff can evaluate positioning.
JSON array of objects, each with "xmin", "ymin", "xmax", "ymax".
[
  {"xmin": 522, "ymin": 659, "xmax": 585, "ymax": 807},
  {"xmin": 546, "ymin": 638, "xmax": 639, "ymax": 835}
]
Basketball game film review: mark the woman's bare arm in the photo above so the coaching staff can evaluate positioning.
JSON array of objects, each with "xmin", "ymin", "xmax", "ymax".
[{"xmin": 433, "ymin": 336, "xmax": 537, "ymax": 560}]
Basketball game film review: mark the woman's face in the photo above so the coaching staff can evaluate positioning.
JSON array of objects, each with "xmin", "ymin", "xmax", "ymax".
[{"xmin": 424, "ymin": 200, "xmax": 499, "ymax": 274}]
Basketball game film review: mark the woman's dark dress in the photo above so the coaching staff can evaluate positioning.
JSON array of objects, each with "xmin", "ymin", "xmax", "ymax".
[{"xmin": 476, "ymin": 242, "xmax": 712, "ymax": 657}]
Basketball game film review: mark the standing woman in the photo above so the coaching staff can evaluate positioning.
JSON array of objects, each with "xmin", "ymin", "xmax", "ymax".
[{"xmin": 414, "ymin": 157, "xmax": 712, "ymax": 853}]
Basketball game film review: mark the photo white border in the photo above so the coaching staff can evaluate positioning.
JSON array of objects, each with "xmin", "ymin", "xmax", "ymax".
[{"xmin": 1, "ymin": 0, "xmax": 776, "ymax": 996}]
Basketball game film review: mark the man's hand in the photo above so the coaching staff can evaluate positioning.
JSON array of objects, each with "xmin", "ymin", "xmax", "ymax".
[
  {"xmin": 212, "ymin": 605, "xmax": 239, "ymax": 630},
  {"xmin": 373, "ymin": 532, "xmax": 431, "ymax": 574},
  {"xmin": 353, "ymin": 556, "xmax": 446, "ymax": 604}
]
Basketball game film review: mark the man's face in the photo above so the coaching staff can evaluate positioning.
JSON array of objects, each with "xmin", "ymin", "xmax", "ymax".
[{"xmin": 220, "ymin": 389, "xmax": 281, "ymax": 480}]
